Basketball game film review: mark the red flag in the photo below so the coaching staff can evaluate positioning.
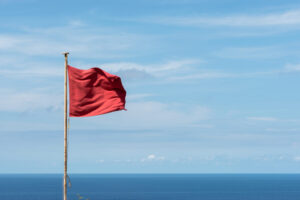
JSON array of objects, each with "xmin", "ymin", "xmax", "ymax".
[{"xmin": 68, "ymin": 65, "xmax": 126, "ymax": 117}]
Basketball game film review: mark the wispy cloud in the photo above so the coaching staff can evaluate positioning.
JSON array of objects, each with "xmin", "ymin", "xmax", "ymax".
[
  {"xmin": 139, "ymin": 9, "xmax": 300, "ymax": 27},
  {"xmin": 284, "ymin": 63, "xmax": 300, "ymax": 72},
  {"xmin": 0, "ymin": 67, "xmax": 62, "ymax": 77},
  {"xmin": 266, "ymin": 128, "xmax": 300, "ymax": 132},
  {"xmin": 101, "ymin": 59, "xmax": 200, "ymax": 74},
  {"xmin": 169, "ymin": 72, "xmax": 236, "ymax": 81},
  {"xmin": 2, "ymin": 55, "xmax": 299, "ymax": 83},
  {"xmin": 293, "ymin": 156, "xmax": 300, "ymax": 162},
  {"xmin": 0, "ymin": 24, "xmax": 149, "ymax": 58},
  {"xmin": 99, "ymin": 59, "xmax": 201, "ymax": 80},
  {"xmin": 127, "ymin": 93, "xmax": 155, "ymax": 101},
  {"xmin": 0, "ymin": 54, "xmax": 201, "ymax": 80},
  {"xmin": 164, "ymin": 61, "xmax": 300, "ymax": 81},
  {"xmin": 214, "ymin": 46, "xmax": 287, "ymax": 59},
  {"xmin": 71, "ymin": 101, "xmax": 212, "ymax": 130},
  {"xmin": 247, "ymin": 117, "xmax": 278, "ymax": 122},
  {"xmin": 248, "ymin": 117, "xmax": 300, "ymax": 124},
  {"xmin": 0, "ymin": 89, "xmax": 62, "ymax": 112}
]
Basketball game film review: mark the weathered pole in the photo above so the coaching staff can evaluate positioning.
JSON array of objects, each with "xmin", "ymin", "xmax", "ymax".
[{"xmin": 63, "ymin": 52, "xmax": 69, "ymax": 200}]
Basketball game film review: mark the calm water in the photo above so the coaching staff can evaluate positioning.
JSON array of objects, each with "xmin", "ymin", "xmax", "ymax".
[{"xmin": 0, "ymin": 174, "xmax": 300, "ymax": 200}]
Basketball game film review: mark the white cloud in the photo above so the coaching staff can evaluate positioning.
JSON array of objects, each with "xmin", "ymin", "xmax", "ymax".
[
  {"xmin": 100, "ymin": 59, "xmax": 201, "ymax": 77},
  {"xmin": 142, "ymin": 9, "xmax": 300, "ymax": 27},
  {"xmin": 141, "ymin": 154, "xmax": 165, "ymax": 162},
  {"xmin": 147, "ymin": 154, "xmax": 155, "ymax": 160}
]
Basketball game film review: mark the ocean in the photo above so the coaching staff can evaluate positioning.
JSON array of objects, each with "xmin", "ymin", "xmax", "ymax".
[{"xmin": 0, "ymin": 174, "xmax": 300, "ymax": 200}]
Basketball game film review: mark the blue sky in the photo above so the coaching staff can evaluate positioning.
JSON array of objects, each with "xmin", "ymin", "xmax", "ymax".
[{"xmin": 1, "ymin": 0, "xmax": 300, "ymax": 173}]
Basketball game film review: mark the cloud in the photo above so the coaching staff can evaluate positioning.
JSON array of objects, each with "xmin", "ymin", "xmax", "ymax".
[
  {"xmin": 248, "ymin": 117, "xmax": 300, "ymax": 123},
  {"xmin": 115, "ymin": 68, "xmax": 153, "ymax": 80},
  {"xmin": 294, "ymin": 156, "xmax": 300, "ymax": 162},
  {"xmin": 214, "ymin": 46, "xmax": 286, "ymax": 59},
  {"xmin": 1, "ymin": 52, "xmax": 298, "ymax": 86},
  {"xmin": 127, "ymin": 93, "xmax": 154, "ymax": 101},
  {"xmin": 284, "ymin": 63, "xmax": 300, "ymax": 72},
  {"xmin": 147, "ymin": 154, "xmax": 155, "ymax": 160},
  {"xmin": 169, "ymin": 72, "xmax": 236, "ymax": 81},
  {"xmin": 96, "ymin": 159, "xmax": 105, "ymax": 163},
  {"xmin": 0, "ymin": 89, "xmax": 62, "ymax": 112},
  {"xmin": 0, "ymin": 86, "xmax": 212, "ymax": 131},
  {"xmin": 2, "ymin": 49, "xmax": 297, "ymax": 82},
  {"xmin": 107, "ymin": 59, "xmax": 300, "ymax": 81},
  {"xmin": 139, "ymin": 9, "xmax": 300, "ymax": 27},
  {"xmin": 0, "ymin": 24, "xmax": 148, "ymax": 58},
  {"xmin": 68, "ymin": 20, "xmax": 85, "ymax": 27},
  {"xmin": 265, "ymin": 128, "xmax": 299, "ymax": 132},
  {"xmin": 0, "ymin": 22, "xmax": 144, "ymax": 79},
  {"xmin": 98, "ymin": 59, "xmax": 300, "ymax": 82},
  {"xmin": 71, "ymin": 101, "xmax": 212, "ymax": 130},
  {"xmin": 101, "ymin": 60, "xmax": 200, "ymax": 73},
  {"xmin": 141, "ymin": 154, "xmax": 165, "ymax": 162},
  {"xmin": 0, "ymin": 67, "xmax": 63, "ymax": 77},
  {"xmin": 0, "ymin": 55, "xmax": 201, "ymax": 81},
  {"xmin": 85, "ymin": 59, "xmax": 201, "ymax": 80},
  {"xmin": 247, "ymin": 117, "xmax": 278, "ymax": 122}
]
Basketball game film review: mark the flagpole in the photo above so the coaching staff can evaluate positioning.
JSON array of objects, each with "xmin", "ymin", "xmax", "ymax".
[{"xmin": 63, "ymin": 52, "xmax": 69, "ymax": 200}]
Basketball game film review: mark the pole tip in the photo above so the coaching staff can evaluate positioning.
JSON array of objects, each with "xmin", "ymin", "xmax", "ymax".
[{"xmin": 62, "ymin": 52, "xmax": 69, "ymax": 55}]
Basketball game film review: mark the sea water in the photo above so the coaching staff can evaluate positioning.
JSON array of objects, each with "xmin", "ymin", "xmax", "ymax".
[{"xmin": 0, "ymin": 174, "xmax": 299, "ymax": 200}]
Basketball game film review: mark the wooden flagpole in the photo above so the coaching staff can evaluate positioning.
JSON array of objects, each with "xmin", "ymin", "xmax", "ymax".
[{"xmin": 63, "ymin": 52, "xmax": 69, "ymax": 200}]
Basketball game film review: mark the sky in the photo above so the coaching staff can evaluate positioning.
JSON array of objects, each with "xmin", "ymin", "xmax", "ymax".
[{"xmin": 1, "ymin": 0, "xmax": 300, "ymax": 173}]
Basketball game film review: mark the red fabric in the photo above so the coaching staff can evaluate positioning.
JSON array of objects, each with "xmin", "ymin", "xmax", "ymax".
[{"xmin": 68, "ymin": 65, "xmax": 126, "ymax": 117}]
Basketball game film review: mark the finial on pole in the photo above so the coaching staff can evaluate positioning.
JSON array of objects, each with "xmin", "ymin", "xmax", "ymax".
[{"xmin": 62, "ymin": 52, "xmax": 69, "ymax": 58}]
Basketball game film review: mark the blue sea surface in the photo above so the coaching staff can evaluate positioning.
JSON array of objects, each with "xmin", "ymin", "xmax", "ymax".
[{"xmin": 0, "ymin": 174, "xmax": 300, "ymax": 200}]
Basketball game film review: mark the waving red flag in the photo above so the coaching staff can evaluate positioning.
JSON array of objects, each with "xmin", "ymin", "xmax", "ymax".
[{"xmin": 68, "ymin": 65, "xmax": 126, "ymax": 117}]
